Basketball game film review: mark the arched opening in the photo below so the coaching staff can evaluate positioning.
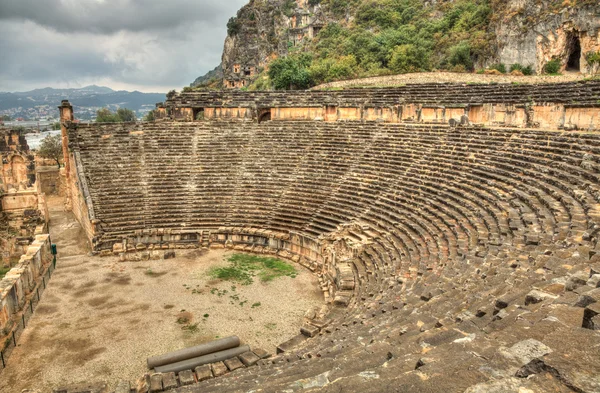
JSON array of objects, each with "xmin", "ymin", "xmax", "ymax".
[
  {"xmin": 258, "ymin": 109, "xmax": 271, "ymax": 123},
  {"xmin": 193, "ymin": 108, "xmax": 205, "ymax": 121},
  {"xmin": 567, "ymin": 33, "xmax": 581, "ymax": 72}
]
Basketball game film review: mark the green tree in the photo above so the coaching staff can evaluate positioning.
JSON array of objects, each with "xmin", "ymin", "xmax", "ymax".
[
  {"xmin": 1, "ymin": 115, "xmax": 11, "ymax": 121},
  {"xmin": 144, "ymin": 111, "xmax": 155, "ymax": 121},
  {"xmin": 96, "ymin": 108, "xmax": 119, "ymax": 123},
  {"xmin": 116, "ymin": 108, "xmax": 136, "ymax": 122},
  {"xmin": 227, "ymin": 17, "xmax": 240, "ymax": 36},
  {"xmin": 96, "ymin": 108, "xmax": 136, "ymax": 123},
  {"xmin": 447, "ymin": 41, "xmax": 473, "ymax": 71},
  {"xmin": 268, "ymin": 55, "xmax": 313, "ymax": 90},
  {"xmin": 51, "ymin": 122, "xmax": 61, "ymax": 130},
  {"xmin": 389, "ymin": 44, "xmax": 429, "ymax": 73},
  {"xmin": 38, "ymin": 134, "xmax": 62, "ymax": 168}
]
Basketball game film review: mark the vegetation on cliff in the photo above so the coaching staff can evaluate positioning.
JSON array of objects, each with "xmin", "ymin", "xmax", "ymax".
[{"xmin": 260, "ymin": 0, "xmax": 497, "ymax": 89}]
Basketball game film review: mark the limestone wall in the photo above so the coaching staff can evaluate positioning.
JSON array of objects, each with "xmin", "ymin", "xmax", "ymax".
[
  {"xmin": 0, "ymin": 234, "xmax": 52, "ymax": 336},
  {"xmin": 69, "ymin": 152, "xmax": 97, "ymax": 249},
  {"xmin": 165, "ymin": 81, "xmax": 600, "ymax": 130}
]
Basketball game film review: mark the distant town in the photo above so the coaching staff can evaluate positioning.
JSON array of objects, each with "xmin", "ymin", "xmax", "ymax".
[{"xmin": 0, "ymin": 85, "xmax": 165, "ymax": 125}]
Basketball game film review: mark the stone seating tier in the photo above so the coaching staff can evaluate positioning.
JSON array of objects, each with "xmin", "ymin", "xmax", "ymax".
[
  {"xmin": 167, "ymin": 80, "xmax": 600, "ymax": 109},
  {"xmin": 65, "ymin": 119, "xmax": 600, "ymax": 393}
]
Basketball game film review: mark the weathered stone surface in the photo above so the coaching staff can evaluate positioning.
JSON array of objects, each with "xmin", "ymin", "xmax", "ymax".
[
  {"xmin": 252, "ymin": 348, "xmax": 271, "ymax": 359},
  {"xmin": 149, "ymin": 373, "xmax": 162, "ymax": 393},
  {"xmin": 61, "ymin": 87, "xmax": 600, "ymax": 393},
  {"xmin": 300, "ymin": 323, "xmax": 320, "ymax": 337},
  {"xmin": 194, "ymin": 365, "xmax": 212, "ymax": 382},
  {"xmin": 500, "ymin": 339, "xmax": 553, "ymax": 365},
  {"xmin": 161, "ymin": 372, "xmax": 178, "ymax": 390},
  {"xmin": 178, "ymin": 370, "xmax": 195, "ymax": 386},
  {"xmin": 114, "ymin": 380, "xmax": 130, "ymax": 393},
  {"xmin": 210, "ymin": 362, "xmax": 228, "ymax": 377},
  {"xmin": 223, "ymin": 357, "xmax": 244, "ymax": 371},
  {"xmin": 238, "ymin": 351, "xmax": 260, "ymax": 367}
]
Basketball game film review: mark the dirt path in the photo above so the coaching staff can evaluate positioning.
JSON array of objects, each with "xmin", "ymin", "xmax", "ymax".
[
  {"xmin": 0, "ymin": 197, "xmax": 323, "ymax": 392},
  {"xmin": 312, "ymin": 71, "xmax": 590, "ymax": 89}
]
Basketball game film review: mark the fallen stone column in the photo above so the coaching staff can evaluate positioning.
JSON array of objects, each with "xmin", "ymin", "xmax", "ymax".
[
  {"xmin": 154, "ymin": 345, "xmax": 251, "ymax": 374},
  {"xmin": 147, "ymin": 336, "xmax": 240, "ymax": 369}
]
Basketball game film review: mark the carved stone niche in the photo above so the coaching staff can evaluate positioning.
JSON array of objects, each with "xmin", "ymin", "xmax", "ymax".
[{"xmin": 320, "ymin": 222, "xmax": 372, "ymax": 306}]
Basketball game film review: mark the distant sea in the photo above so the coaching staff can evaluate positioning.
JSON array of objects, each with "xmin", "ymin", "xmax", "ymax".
[
  {"xmin": 25, "ymin": 130, "xmax": 61, "ymax": 149},
  {"xmin": 2, "ymin": 120, "xmax": 60, "ymax": 149}
]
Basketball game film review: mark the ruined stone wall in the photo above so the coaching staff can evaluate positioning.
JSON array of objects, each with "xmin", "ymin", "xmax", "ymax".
[
  {"xmin": 64, "ymin": 112, "xmax": 600, "ymax": 391},
  {"xmin": 67, "ymin": 150, "xmax": 97, "ymax": 250},
  {"xmin": 0, "ymin": 129, "xmax": 35, "ymax": 193},
  {"xmin": 36, "ymin": 167, "xmax": 62, "ymax": 196},
  {"xmin": 0, "ymin": 234, "xmax": 52, "ymax": 341},
  {"xmin": 0, "ymin": 129, "xmax": 46, "ymax": 265},
  {"xmin": 165, "ymin": 81, "xmax": 600, "ymax": 130}
]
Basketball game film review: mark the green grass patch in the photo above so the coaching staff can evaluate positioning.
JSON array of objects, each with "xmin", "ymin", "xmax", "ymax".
[
  {"xmin": 0, "ymin": 266, "xmax": 11, "ymax": 280},
  {"xmin": 181, "ymin": 323, "xmax": 199, "ymax": 333},
  {"xmin": 209, "ymin": 254, "xmax": 297, "ymax": 285}
]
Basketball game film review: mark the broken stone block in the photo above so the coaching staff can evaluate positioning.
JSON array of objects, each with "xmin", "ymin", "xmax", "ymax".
[
  {"xmin": 161, "ymin": 372, "xmax": 178, "ymax": 390},
  {"xmin": 164, "ymin": 250, "xmax": 176, "ymax": 259},
  {"xmin": 565, "ymin": 272, "xmax": 589, "ymax": 291},
  {"xmin": 547, "ymin": 304, "xmax": 584, "ymax": 327},
  {"xmin": 149, "ymin": 373, "xmax": 163, "ymax": 393},
  {"xmin": 210, "ymin": 361, "xmax": 228, "ymax": 377},
  {"xmin": 492, "ymin": 308, "xmax": 509, "ymax": 321},
  {"xmin": 495, "ymin": 298, "xmax": 509, "ymax": 309},
  {"xmin": 194, "ymin": 365, "xmax": 212, "ymax": 382},
  {"xmin": 300, "ymin": 323, "xmax": 320, "ymax": 337},
  {"xmin": 587, "ymin": 274, "xmax": 600, "ymax": 288},
  {"xmin": 583, "ymin": 302, "xmax": 600, "ymax": 330},
  {"xmin": 252, "ymin": 348, "xmax": 271, "ymax": 359},
  {"xmin": 113, "ymin": 243, "xmax": 124, "ymax": 253},
  {"xmin": 178, "ymin": 370, "xmax": 195, "ymax": 386},
  {"xmin": 239, "ymin": 351, "xmax": 260, "ymax": 367},
  {"xmin": 575, "ymin": 288, "xmax": 600, "ymax": 308},
  {"xmin": 501, "ymin": 339, "xmax": 552, "ymax": 365},
  {"xmin": 524, "ymin": 290, "xmax": 556, "ymax": 306},
  {"xmin": 223, "ymin": 357, "xmax": 244, "ymax": 371}
]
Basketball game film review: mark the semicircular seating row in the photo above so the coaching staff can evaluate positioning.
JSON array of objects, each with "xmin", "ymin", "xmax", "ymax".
[{"xmin": 71, "ymin": 120, "xmax": 600, "ymax": 392}]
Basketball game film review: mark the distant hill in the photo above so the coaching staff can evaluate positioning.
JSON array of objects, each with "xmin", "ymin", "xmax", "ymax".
[
  {"xmin": 0, "ymin": 85, "xmax": 165, "ymax": 112},
  {"xmin": 191, "ymin": 65, "xmax": 223, "ymax": 88}
]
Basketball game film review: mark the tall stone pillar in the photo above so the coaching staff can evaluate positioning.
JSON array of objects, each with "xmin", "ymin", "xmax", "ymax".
[{"xmin": 58, "ymin": 100, "xmax": 73, "ymax": 210}]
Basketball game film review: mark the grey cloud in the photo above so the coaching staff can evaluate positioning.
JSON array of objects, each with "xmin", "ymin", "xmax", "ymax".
[
  {"xmin": 0, "ymin": 0, "xmax": 246, "ymax": 34},
  {"xmin": 0, "ymin": 0, "xmax": 248, "ymax": 92}
]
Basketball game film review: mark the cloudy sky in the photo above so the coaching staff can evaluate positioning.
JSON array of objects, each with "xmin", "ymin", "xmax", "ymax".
[{"xmin": 0, "ymin": 0, "xmax": 248, "ymax": 93}]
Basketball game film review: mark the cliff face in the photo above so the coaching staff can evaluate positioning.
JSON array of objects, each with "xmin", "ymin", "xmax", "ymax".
[
  {"xmin": 221, "ymin": 0, "xmax": 294, "ymax": 88},
  {"xmin": 496, "ymin": 0, "xmax": 600, "ymax": 73},
  {"xmin": 194, "ymin": 0, "xmax": 600, "ymax": 89}
]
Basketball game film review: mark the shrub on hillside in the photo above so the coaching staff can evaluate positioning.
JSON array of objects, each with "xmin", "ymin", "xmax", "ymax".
[
  {"xmin": 544, "ymin": 59, "xmax": 561, "ymax": 74},
  {"xmin": 268, "ymin": 54, "xmax": 313, "ymax": 90},
  {"xmin": 489, "ymin": 63, "xmax": 507, "ymax": 74},
  {"xmin": 389, "ymin": 44, "xmax": 430, "ymax": 74},
  {"xmin": 447, "ymin": 42, "xmax": 474, "ymax": 71},
  {"xmin": 522, "ymin": 65, "xmax": 534, "ymax": 75}
]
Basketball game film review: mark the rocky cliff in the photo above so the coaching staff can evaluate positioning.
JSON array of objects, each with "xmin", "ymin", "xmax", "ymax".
[
  {"xmin": 496, "ymin": 0, "xmax": 600, "ymax": 74},
  {"xmin": 193, "ymin": 0, "xmax": 600, "ymax": 89}
]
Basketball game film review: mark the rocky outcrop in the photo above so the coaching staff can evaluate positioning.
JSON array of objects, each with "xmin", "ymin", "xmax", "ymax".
[
  {"xmin": 190, "ymin": 65, "xmax": 223, "ymax": 88},
  {"xmin": 496, "ymin": 0, "xmax": 600, "ymax": 73},
  {"xmin": 220, "ymin": 0, "xmax": 291, "ymax": 89},
  {"xmin": 193, "ymin": 0, "xmax": 600, "ymax": 88}
]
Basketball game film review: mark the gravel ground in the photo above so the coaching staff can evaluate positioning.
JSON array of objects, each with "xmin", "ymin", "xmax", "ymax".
[
  {"xmin": 313, "ymin": 71, "xmax": 589, "ymax": 89},
  {"xmin": 0, "ymin": 197, "xmax": 323, "ymax": 392}
]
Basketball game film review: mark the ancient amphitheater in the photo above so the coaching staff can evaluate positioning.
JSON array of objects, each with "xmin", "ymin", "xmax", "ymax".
[{"xmin": 3, "ymin": 80, "xmax": 600, "ymax": 392}]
